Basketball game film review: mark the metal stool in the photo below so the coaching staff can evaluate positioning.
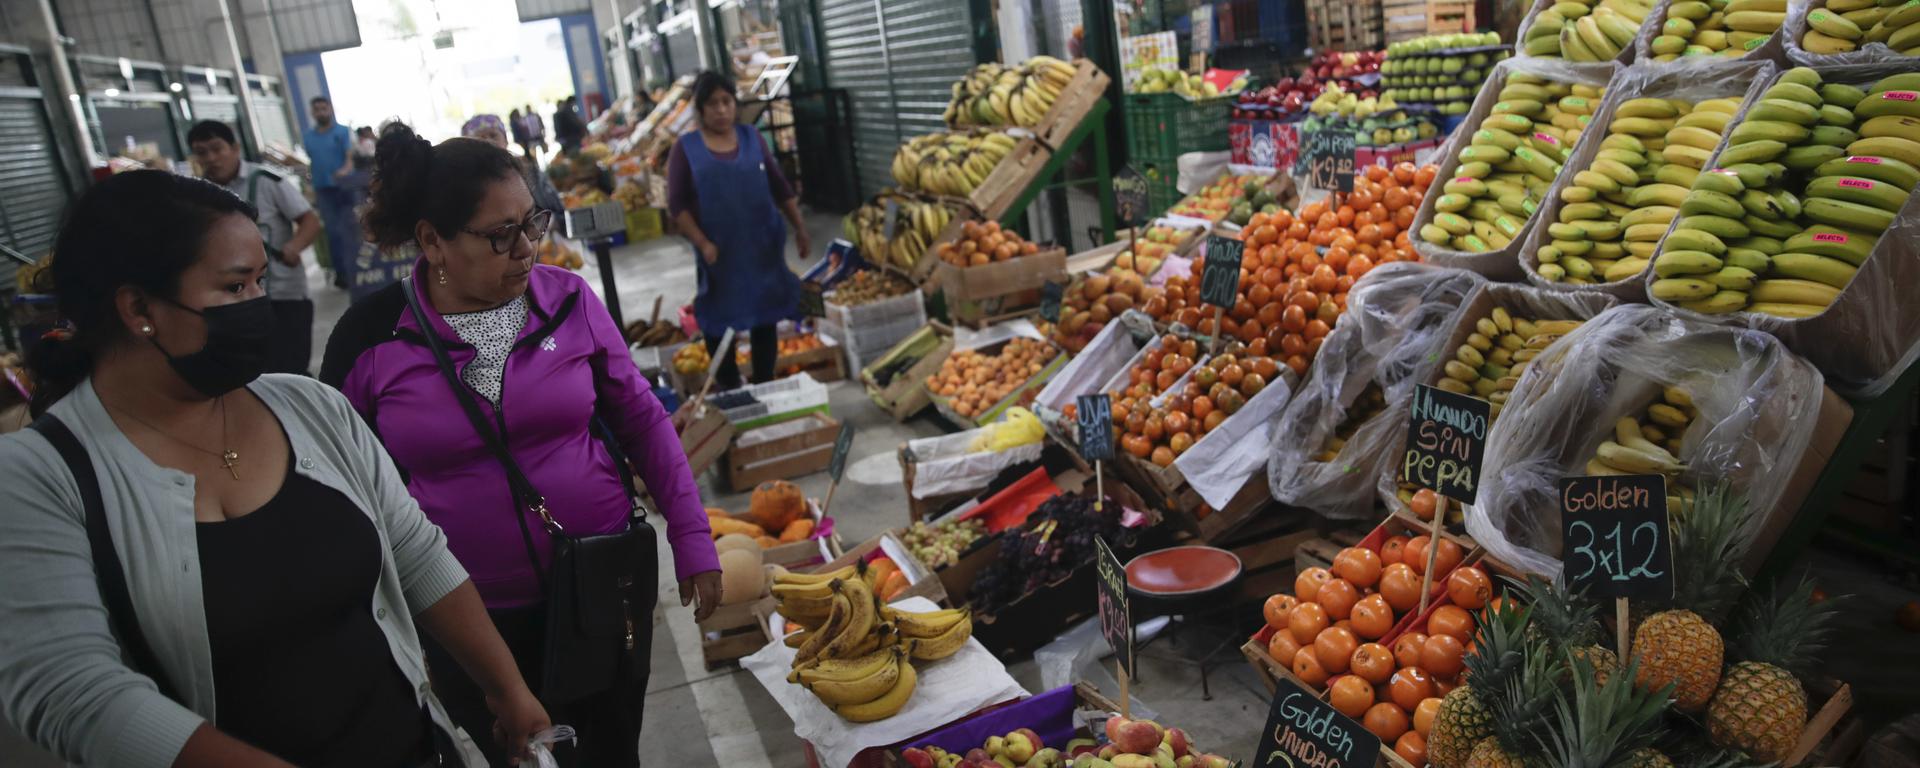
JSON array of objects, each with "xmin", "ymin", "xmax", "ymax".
[{"xmin": 1124, "ymin": 546, "xmax": 1244, "ymax": 700}]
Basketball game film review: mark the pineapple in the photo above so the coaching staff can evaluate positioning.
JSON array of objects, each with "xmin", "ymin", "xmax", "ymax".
[
  {"xmin": 1538, "ymin": 654, "xmax": 1672, "ymax": 768},
  {"xmin": 1632, "ymin": 482, "xmax": 1753, "ymax": 713},
  {"xmin": 1429, "ymin": 601, "xmax": 1531, "ymax": 768},
  {"xmin": 1517, "ymin": 575, "xmax": 1617, "ymax": 685},
  {"xmin": 1706, "ymin": 575, "xmax": 1839, "ymax": 762},
  {"xmin": 1464, "ymin": 639, "xmax": 1562, "ymax": 768},
  {"xmin": 1624, "ymin": 748, "xmax": 1673, "ymax": 768}
]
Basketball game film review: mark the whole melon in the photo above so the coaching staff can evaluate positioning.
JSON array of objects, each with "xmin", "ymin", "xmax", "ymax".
[
  {"xmin": 715, "ymin": 533, "xmax": 761, "ymax": 557},
  {"xmin": 718, "ymin": 549, "xmax": 765, "ymax": 605}
]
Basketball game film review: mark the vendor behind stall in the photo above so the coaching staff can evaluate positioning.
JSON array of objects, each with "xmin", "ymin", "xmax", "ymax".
[{"xmin": 667, "ymin": 71, "xmax": 810, "ymax": 388}]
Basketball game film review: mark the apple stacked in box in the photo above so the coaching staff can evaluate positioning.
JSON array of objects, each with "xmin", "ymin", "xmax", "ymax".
[
  {"xmin": 1534, "ymin": 95, "xmax": 1744, "ymax": 284},
  {"xmin": 1421, "ymin": 75, "xmax": 1607, "ymax": 253},
  {"xmin": 1649, "ymin": 0, "xmax": 1787, "ymax": 60},
  {"xmin": 1651, "ymin": 68, "xmax": 1920, "ymax": 317},
  {"xmin": 901, "ymin": 722, "xmax": 1230, "ymax": 768},
  {"xmin": 1303, "ymin": 83, "xmax": 1438, "ymax": 149},
  {"xmin": 1798, "ymin": 0, "xmax": 1920, "ymax": 55},
  {"xmin": 1521, "ymin": 0, "xmax": 1656, "ymax": 60},
  {"xmin": 1380, "ymin": 33, "xmax": 1510, "ymax": 115}
]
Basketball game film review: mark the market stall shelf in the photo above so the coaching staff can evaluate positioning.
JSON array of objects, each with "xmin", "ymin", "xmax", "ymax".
[{"xmin": 1030, "ymin": 60, "xmax": 1114, "ymax": 151}]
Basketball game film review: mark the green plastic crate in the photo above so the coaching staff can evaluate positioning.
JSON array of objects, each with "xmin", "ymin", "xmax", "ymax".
[{"xmin": 1125, "ymin": 93, "xmax": 1232, "ymax": 166}]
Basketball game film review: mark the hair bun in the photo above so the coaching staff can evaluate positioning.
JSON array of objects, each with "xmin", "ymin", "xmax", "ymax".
[{"xmin": 365, "ymin": 123, "xmax": 435, "ymax": 246}]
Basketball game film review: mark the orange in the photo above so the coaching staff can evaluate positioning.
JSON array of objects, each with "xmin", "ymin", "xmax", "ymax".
[
  {"xmin": 1350, "ymin": 594, "xmax": 1395, "ymax": 639},
  {"xmin": 1410, "ymin": 488, "xmax": 1438, "ymax": 520},
  {"xmin": 1394, "ymin": 731, "xmax": 1429, "ymax": 765},
  {"xmin": 1388, "ymin": 667, "xmax": 1433, "ymax": 711},
  {"xmin": 1268, "ymin": 627, "xmax": 1304, "ymax": 664},
  {"xmin": 1413, "ymin": 697, "xmax": 1442, "ymax": 736},
  {"xmin": 1332, "ymin": 547, "xmax": 1384, "ymax": 589},
  {"xmin": 1315, "ymin": 626, "xmax": 1359, "ymax": 675},
  {"xmin": 1421, "ymin": 633, "xmax": 1467, "ymax": 679},
  {"xmin": 1295, "ymin": 566, "xmax": 1332, "ymax": 603},
  {"xmin": 1289, "ymin": 600, "xmax": 1330, "ymax": 644},
  {"xmin": 1393, "ymin": 633, "xmax": 1428, "ymax": 668},
  {"xmin": 1350, "ymin": 643, "xmax": 1395, "ymax": 684},
  {"xmin": 1379, "ymin": 535, "xmax": 1409, "ymax": 566},
  {"xmin": 1263, "ymin": 594, "xmax": 1298, "ymax": 631},
  {"xmin": 1434, "ymin": 676, "xmax": 1460, "ymax": 697},
  {"xmin": 1363, "ymin": 702, "xmax": 1410, "ymax": 742},
  {"xmin": 1427, "ymin": 605, "xmax": 1474, "ymax": 643},
  {"xmin": 1330, "ymin": 675, "xmax": 1374, "ymax": 718},
  {"xmin": 1447, "ymin": 567, "xmax": 1493, "ymax": 610},
  {"xmin": 1292, "ymin": 646, "xmax": 1330, "ymax": 687},
  {"xmin": 1378, "ymin": 562, "xmax": 1422, "ymax": 613},
  {"xmin": 1317, "ymin": 578, "xmax": 1360, "ymax": 621}
]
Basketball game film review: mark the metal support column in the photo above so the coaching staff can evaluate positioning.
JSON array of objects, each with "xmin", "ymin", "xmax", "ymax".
[
  {"xmin": 30, "ymin": 0, "xmax": 96, "ymax": 165},
  {"xmin": 216, "ymin": 0, "xmax": 265, "ymax": 153}
]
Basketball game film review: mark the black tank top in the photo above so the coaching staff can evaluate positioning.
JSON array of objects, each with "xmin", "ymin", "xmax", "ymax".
[{"xmin": 196, "ymin": 459, "xmax": 432, "ymax": 766}]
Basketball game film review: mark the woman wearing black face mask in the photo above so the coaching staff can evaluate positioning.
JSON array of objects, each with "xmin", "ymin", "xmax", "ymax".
[{"xmin": 0, "ymin": 170, "xmax": 548, "ymax": 768}]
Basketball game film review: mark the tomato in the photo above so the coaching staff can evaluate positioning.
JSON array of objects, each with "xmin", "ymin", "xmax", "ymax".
[
  {"xmin": 1447, "ymin": 567, "xmax": 1492, "ymax": 610},
  {"xmin": 1262, "ymin": 594, "xmax": 1297, "ymax": 631},
  {"xmin": 1363, "ymin": 702, "xmax": 1410, "ymax": 742},
  {"xmin": 1421, "ymin": 633, "xmax": 1467, "ymax": 679},
  {"xmin": 1332, "ymin": 547, "xmax": 1384, "ymax": 589},
  {"xmin": 1289, "ymin": 600, "xmax": 1330, "ymax": 644},
  {"xmin": 1295, "ymin": 567, "xmax": 1333, "ymax": 603},
  {"xmin": 1317, "ymin": 578, "xmax": 1360, "ymax": 621},
  {"xmin": 1330, "ymin": 675, "xmax": 1374, "ymax": 718}
]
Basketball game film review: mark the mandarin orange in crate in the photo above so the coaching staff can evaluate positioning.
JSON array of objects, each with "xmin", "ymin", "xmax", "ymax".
[{"xmin": 936, "ymin": 219, "xmax": 1041, "ymax": 267}]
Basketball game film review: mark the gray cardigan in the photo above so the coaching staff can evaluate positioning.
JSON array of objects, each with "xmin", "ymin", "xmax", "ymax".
[{"xmin": 0, "ymin": 375, "xmax": 487, "ymax": 767}]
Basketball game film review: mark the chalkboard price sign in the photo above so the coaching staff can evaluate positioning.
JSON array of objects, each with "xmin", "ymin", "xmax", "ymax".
[
  {"xmin": 1039, "ymin": 281, "xmax": 1066, "ymax": 324},
  {"xmin": 882, "ymin": 199, "xmax": 901, "ymax": 241},
  {"xmin": 1077, "ymin": 393, "xmax": 1115, "ymax": 462},
  {"xmin": 1200, "ymin": 235, "xmax": 1246, "ymax": 309},
  {"xmin": 1401, "ymin": 383, "xmax": 1491, "ymax": 503},
  {"xmin": 1304, "ymin": 128, "xmax": 1358, "ymax": 194},
  {"xmin": 1560, "ymin": 474, "xmax": 1673, "ymax": 600},
  {"xmin": 1114, "ymin": 165, "xmax": 1150, "ymax": 228},
  {"xmin": 1254, "ymin": 678, "xmax": 1381, "ymax": 768},
  {"xmin": 799, "ymin": 283, "xmax": 827, "ymax": 318},
  {"xmin": 1095, "ymin": 535, "xmax": 1134, "ymax": 678},
  {"xmin": 828, "ymin": 424, "xmax": 855, "ymax": 483}
]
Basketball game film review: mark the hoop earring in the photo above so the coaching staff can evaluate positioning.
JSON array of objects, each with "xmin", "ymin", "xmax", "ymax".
[{"xmin": 437, "ymin": 267, "xmax": 448, "ymax": 286}]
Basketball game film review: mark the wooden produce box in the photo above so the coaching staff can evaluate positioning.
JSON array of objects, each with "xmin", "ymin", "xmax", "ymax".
[
  {"xmin": 934, "ymin": 248, "xmax": 1069, "ymax": 328},
  {"xmin": 1381, "ymin": 0, "xmax": 1430, "ymax": 42},
  {"xmin": 700, "ymin": 589, "xmax": 776, "ymax": 670},
  {"xmin": 722, "ymin": 413, "xmax": 840, "ymax": 493},
  {"xmin": 1031, "ymin": 60, "xmax": 1111, "ymax": 150},
  {"xmin": 811, "ymin": 531, "xmax": 950, "ymax": 607},
  {"xmin": 863, "ymin": 326, "xmax": 953, "ymax": 422},
  {"xmin": 928, "ymin": 344, "xmax": 1068, "ymax": 428},
  {"xmin": 1305, "ymin": 0, "xmax": 1383, "ymax": 52},
  {"xmin": 967, "ymin": 136, "xmax": 1052, "ymax": 221},
  {"xmin": 899, "ymin": 444, "xmax": 981, "ymax": 524},
  {"xmin": 673, "ymin": 399, "xmax": 736, "ymax": 479}
]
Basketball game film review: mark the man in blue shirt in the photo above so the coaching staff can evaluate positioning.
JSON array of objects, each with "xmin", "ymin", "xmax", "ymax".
[{"xmin": 303, "ymin": 96, "xmax": 358, "ymax": 290}]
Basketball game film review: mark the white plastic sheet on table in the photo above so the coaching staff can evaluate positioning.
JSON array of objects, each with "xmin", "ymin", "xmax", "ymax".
[
  {"xmin": 906, "ymin": 430, "xmax": 1046, "ymax": 499},
  {"xmin": 1034, "ymin": 310, "xmax": 1158, "ymax": 415},
  {"xmin": 1267, "ymin": 263, "xmax": 1485, "ymax": 519},
  {"xmin": 1468, "ymin": 304, "xmax": 1827, "ymax": 578},
  {"xmin": 743, "ymin": 596, "xmax": 1028, "ymax": 768},
  {"xmin": 1173, "ymin": 366, "xmax": 1295, "ymax": 510}
]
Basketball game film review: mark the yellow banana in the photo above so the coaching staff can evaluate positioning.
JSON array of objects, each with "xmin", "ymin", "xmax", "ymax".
[
  {"xmin": 904, "ymin": 613, "xmax": 973, "ymax": 661},
  {"xmin": 803, "ymin": 649, "xmax": 903, "ymax": 706},
  {"xmin": 1597, "ymin": 440, "xmax": 1688, "ymax": 474},
  {"xmin": 820, "ymin": 578, "xmax": 878, "ymax": 659},
  {"xmin": 830, "ymin": 655, "xmax": 916, "ymax": 722},
  {"xmin": 1750, "ymin": 278, "xmax": 1843, "ymax": 305}
]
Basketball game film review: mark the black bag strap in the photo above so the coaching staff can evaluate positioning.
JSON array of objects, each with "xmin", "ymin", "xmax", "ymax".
[{"xmin": 29, "ymin": 414, "xmax": 182, "ymax": 703}]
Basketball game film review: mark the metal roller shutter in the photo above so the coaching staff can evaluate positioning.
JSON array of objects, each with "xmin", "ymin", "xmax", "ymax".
[
  {"xmin": 190, "ymin": 96, "xmax": 240, "ymax": 131},
  {"xmin": 819, "ymin": 0, "xmax": 978, "ymax": 198},
  {"xmin": 253, "ymin": 97, "xmax": 293, "ymax": 150},
  {"xmin": 0, "ymin": 95, "xmax": 69, "ymax": 287}
]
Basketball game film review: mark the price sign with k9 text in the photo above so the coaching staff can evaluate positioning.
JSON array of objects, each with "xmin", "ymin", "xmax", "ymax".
[{"xmin": 1560, "ymin": 473, "xmax": 1673, "ymax": 600}]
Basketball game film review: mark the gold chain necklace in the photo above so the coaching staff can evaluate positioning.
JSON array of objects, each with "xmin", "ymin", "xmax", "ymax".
[{"xmin": 107, "ymin": 396, "xmax": 241, "ymax": 480}]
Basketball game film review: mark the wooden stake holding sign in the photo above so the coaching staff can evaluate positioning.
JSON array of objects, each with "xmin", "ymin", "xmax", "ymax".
[
  {"xmin": 1199, "ymin": 235, "xmax": 1245, "ymax": 354},
  {"xmin": 820, "ymin": 423, "xmax": 856, "ymax": 516},
  {"xmin": 691, "ymin": 327, "xmax": 738, "ymax": 418},
  {"xmin": 1094, "ymin": 535, "xmax": 1133, "ymax": 719},
  {"xmin": 1077, "ymin": 394, "xmax": 1114, "ymax": 511},
  {"xmin": 1399, "ymin": 383, "xmax": 1491, "ymax": 613},
  {"xmin": 1560, "ymin": 473, "xmax": 1673, "ymax": 656}
]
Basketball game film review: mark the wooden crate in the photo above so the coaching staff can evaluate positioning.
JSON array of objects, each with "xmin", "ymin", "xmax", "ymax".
[
  {"xmin": 722, "ymin": 413, "xmax": 841, "ymax": 493},
  {"xmin": 1382, "ymin": 0, "xmax": 1431, "ymax": 42},
  {"xmin": 1306, "ymin": 0, "xmax": 1384, "ymax": 51},
  {"xmin": 900, "ymin": 444, "xmax": 982, "ymax": 523},
  {"xmin": 968, "ymin": 137, "xmax": 1053, "ymax": 221},
  {"xmin": 812, "ymin": 530, "xmax": 951, "ymax": 606},
  {"xmin": 1428, "ymin": 0, "xmax": 1476, "ymax": 34},
  {"xmin": 863, "ymin": 326, "xmax": 952, "ymax": 421},
  {"xmin": 700, "ymin": 590, "xmax": 776, "ymax": 670},
  {"xmin": 933, "ymin": 248, "xmax": 1069, "ymax": 328},
  {"xmin": 672, "ymin": 399, "xmax": 735, "ymax": 479},
  {"xmin": 1032, "ymin": 60, "xmax": 1112, "ymax": 151}
]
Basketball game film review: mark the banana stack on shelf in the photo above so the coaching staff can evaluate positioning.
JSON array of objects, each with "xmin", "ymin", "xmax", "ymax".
[
  {"xmin": 1586, "ymin": 387, "xmax": 1699, "ymax": 514},
  {"xmin": 943, "ymin": 56, "xmax": 1081, "ymax": 128},
  {"xmin": 772, "ymin": 565, "xmax": 973, "ymax": 723},
  {"xmin": 891, "ymin": 130, "xmax": 1020, "ymax": 198},
  {"xmin": 1648, "ymin": 0, "xmax": 1787, "ymax": 60},
  {"xmin": 1522, "ymin": 0, "xmax": 1655, "ymax": 60},
  {"xmin": 841, "ymin": 195, "xmax": 954, "ymax": 272},
  {"xmin": 1434, "ymin": 309, "xmax": 1587, "ymax": 421},
  {"xmin": 1424, "ymin": 75, "xmax": 1606, "ymax": 253},
  {"xmin": 1799, "ymin": 0, "xmax": 1920, "ymax": 55}
]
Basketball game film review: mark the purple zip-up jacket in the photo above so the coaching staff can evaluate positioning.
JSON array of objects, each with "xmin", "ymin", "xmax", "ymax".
[{"xmin": 321, "ymin": 260, "xmax": 718, "ymax": 608}]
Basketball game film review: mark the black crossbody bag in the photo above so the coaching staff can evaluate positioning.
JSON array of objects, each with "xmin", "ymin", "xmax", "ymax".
[{"xmin": 404, "ymin": 284, "xmax": 656, "ymax": 704}]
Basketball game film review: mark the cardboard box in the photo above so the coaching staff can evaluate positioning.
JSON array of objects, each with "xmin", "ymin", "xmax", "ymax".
[
  {"xmin": 1746, "ymin": 385, "xmax": 1852, "ymax": 577},
  {"xmin": 673, "ymin": 400, "xmax": 735, "ymax": 479},
  {"xmin": 810, "ymin": 531, "xmax": 950, "ymax": 607},
  {"xmin": 722, "ymin": 413, "xmax": 840, "ymax": 493},
  {"xmin": 933, "ymin": 248, "xmax": 1069, "ymax": 328}
]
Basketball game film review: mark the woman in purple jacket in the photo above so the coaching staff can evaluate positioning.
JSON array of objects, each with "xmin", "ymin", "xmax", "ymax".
[{"xmin": 320, "ymin": 123, "xmax": 719, "ymax": 768}]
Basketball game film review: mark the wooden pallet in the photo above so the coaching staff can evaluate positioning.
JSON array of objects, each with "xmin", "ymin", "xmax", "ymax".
[
  {"xmin": 1305, "ymin": 0, "xmax": 1384, "ymax": 51},
  {"xmin": 1382, "ymin": 0, "xmax": 1432, "ymax": 42},
  {"xmin": 1032, "ymin": 60, "xmax": 1112, "ymax": 151},
  {"xmin": 1428, "ymin": 0, "xmax": 1476, "ymax": 34}
]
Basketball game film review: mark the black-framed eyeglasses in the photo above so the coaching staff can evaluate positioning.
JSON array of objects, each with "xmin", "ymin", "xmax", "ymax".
[{"xmin": 463, "ymin": 209, "xmax": 554, "ymax": 254}]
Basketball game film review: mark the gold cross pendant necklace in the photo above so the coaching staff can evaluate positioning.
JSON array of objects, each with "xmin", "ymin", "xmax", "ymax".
[{"xmin": 110, "ymin": 396, "xmax": 240, "ymax": 480}]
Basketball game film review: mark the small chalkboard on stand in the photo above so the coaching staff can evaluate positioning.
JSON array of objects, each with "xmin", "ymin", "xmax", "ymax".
[
  {"xmin": 1094, "ymin": 535, "xmax": 1134, "ymax": 716},
  {"xmin": 1253, "ymin": 678, "xmax": 1381, "ymax": 768},
  {"xmin": 1039, "ymin": 281, "xmax": 1066, "ymax": 324},
  {"xmin": 821, "ymin": 424, "xmax": 856, "ymax": 516},
  {"xmin": 1303, "ymin": 128, "xmax": 1358, "ymax": 194},
  {"xmin": 1561, "ymin": 473, "xmax": 1672, "ymax": 655},
  {"xmin": 1200, "ymin": 235, "xmax": 1245, "ymax": 352},
  {"xmin": 799, "ymin": 282, "xmax": 827, "ymax": 318},
  {"xmin": 1399, "ymin": 382, "xmax": 1491, "ymax": 612},
  {"xmin": 1113, "ymin": 165, "xmax": 1150, "ymax": 229},
  {"xmin": 1077, "ymin": 393, "xmax": 1114, "ymax": 512}
]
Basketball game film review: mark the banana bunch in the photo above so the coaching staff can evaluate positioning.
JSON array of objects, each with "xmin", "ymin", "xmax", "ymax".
[
  {"xmin": 891, "ymin": 130, "xmax": 1020, "ymax": 197},
  {"xmin": 1423, "ymin": 76, "xmax": 1605, "ymax": 253},
  {"xmin": 1649, "ymin": 0, "xmax": 1785, "ymax": 60},
  {"xmin": 1652, "ymin": 68, "xmax": 1917, "ymax": 318},
  {"xmin": 887, "ymin": 200, "xmax": 953, "ymax": 271},
  {"xmin": 943, "ymin": 56, "xmax": 1080, "ymax": 128},
  {"xmin": 1433, "ymin": 308, "xmax": 1585, "ymax": 422},
  {"xmin": 1587, "ymin": 390, "xmax": 1700, "ymax": 515},
  {"xmin": 1537, "ymin": 95, "xmax": 1741, "ymax": 285},
  {"xmin": 773, "ymin": 566, "xmax": 973, "ymax": 722},
  {"xmin": 1522, "ymin": 0, "xmax": 1654, "ymax": 60},
  {"xmin": 1799, "ymin": 0, "xmax": 1920, "ymax": 55}
]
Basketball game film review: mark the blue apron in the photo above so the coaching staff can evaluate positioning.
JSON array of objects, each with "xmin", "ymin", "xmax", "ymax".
[{"xmin": 684, "ymin": 124, "xmax": 798, "ymax": 332}]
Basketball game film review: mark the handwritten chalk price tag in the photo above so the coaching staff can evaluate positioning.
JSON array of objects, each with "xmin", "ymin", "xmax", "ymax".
[
  {"xmin": 799, "ymin": 283, "xmax": 827, "ymax": 317},
  {"xmin": 828, "ymin": 424, "xmax": 855, "ymax": 483},
  {"xmin": 1401, "ymin": 383, "xmax": 1491, "ymax": 503},
  {"xmin": 1114, "ymin": 165, "xmax": 1150, "ymax": 228},
  {"xmin": 1560, "ymin": 474, "xmax": 1673, "ymax": 600},
  {"xmin": 1077, "ymin": 393, "xmax": 1115, "ymax": 462},
  {"xmin": 1303, "ymin": 128, "xmax": 1357, "ymax": 193},
  {"xmin": 1200, "ymin": 235, "xmax": 1245, "ymax": 308},
  {"xmin": 1039, "ymin": 281, "xmax": 1066, "ymax": 324},
  {"xmin": 1255, "ymin": 678, "xmax": 1381, "ymax": 768},
  {"xmin": 1095, "ymin": 536, "xmax": 1134, "ymax": 677}
]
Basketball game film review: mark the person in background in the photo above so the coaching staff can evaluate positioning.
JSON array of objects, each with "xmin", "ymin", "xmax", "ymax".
[
  {"xmin": 189, "ymin": 120, "xmax": 323, "ymax": 376},
  {"xmin": 463, "ymin": 113, "xmax": 564, "ymax": 214},
  {"xmin": 552, "ymin": 97, "xmax": 587, "ymax": 155},
  {"xmin": 0, "ymin": 170, "xmax": 548, "ymax": 768},
  {"xmin": 667, "ymin": 71, "xmax": 810, "ymax": 388},
  {"xmin": 524, "ymin": 105, "xmax": 548, "ymax": 158},
  {"xmin": 353, "ymin": 126, "xmax": 379, "ymax": 174},
  {"xmin": 303, "ymin": 96, "xmax": 359, "ymax": 291},
  {"xmin": 508, "ymin": 108, "xmax": 532, "ymax": 160},
  {"xmin": 320, "ymin": 123, "xmax": 720, "ymax": 768}
]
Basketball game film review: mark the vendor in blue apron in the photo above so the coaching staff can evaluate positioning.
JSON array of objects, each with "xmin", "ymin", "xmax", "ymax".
[
  {"xmin": 666, "ymin": 71, "xmax": 812, "ymax": 389},
  {"xmin": 188, "ymin": 120, "xmax": 323, "ymax": 375}
]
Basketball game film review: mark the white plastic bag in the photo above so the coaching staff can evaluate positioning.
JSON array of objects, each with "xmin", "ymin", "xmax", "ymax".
[
  {"xmin": 524, "ymin": 726, "xmax": 577, "ymax": 768},
  {"xmin": 1469, "ymin": 304, "xmax": 1829, "ymax": 577},
  {"xmin": 1267, "ymin": 262, "xmax": 1484, "ymax": 519}
]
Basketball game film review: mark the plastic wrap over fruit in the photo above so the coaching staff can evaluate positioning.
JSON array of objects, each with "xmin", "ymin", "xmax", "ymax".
[
  {"xmin": 970, "ymin": 407, "xmax": 1045, "ymax": 452},
  {"xmin": 1267, "ymin": 262, "xmax": 1484, "ymax": 519},
  {"xmin": 1781, "ymin": 0, "xmax": 1915, "ymax": 69},
  {"xmin": 1469, "ymin": 304, "xmax": 1826, "ymax": 577}
]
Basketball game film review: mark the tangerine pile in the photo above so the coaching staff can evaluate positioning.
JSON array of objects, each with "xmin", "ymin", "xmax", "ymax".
[
  {"xmin": 1146, "ymin": 163, "xmax": 1439, "ymax": 378},
  {"xmin": 1262, "ymin": 533, "xmax": 1486, "ymax": 765},
  {"xmin": 1106, "ymin": 336, "xmax": 1281, "ymax": 467}
]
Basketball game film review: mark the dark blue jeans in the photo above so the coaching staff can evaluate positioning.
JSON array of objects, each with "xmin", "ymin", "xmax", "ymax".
[{"xmin": 314, "ymin": 185, "xmax": 362, "ymax": 287}]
